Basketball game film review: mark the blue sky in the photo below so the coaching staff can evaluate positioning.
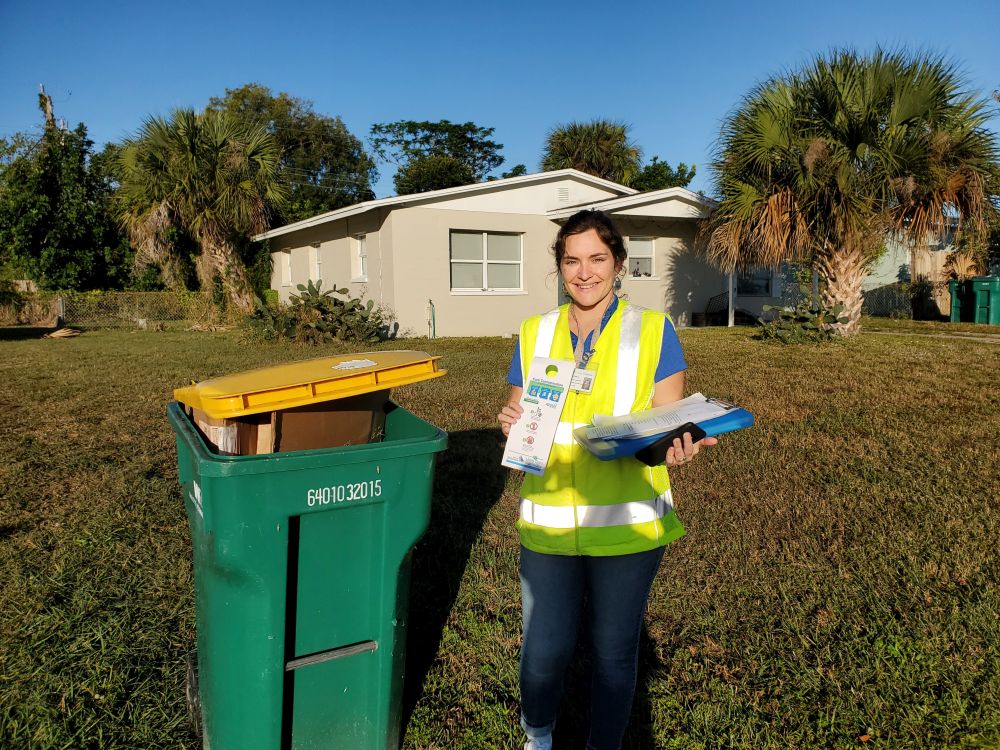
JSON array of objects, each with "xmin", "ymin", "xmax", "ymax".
[{"xmin": 1, "ymin": 0, "xmax": 997, "ymax": 199}]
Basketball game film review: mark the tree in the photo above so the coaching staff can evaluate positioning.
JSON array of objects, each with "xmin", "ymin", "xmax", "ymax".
[
  {"xmin": 369, "ymin": 120, "xmax": 505, "ymax": 194},
  {"xmin": 392, "ymin": 154, "xmax": 475, "ymax": 195},
  {"xmin": 208, "ymin": 84, "xmax": 376, "ymax": 222},
  {"xmin": 116, "ymin": 109, "xmax": 287, "ymax": 314},
  {"xmin": 501, "ymin": 164, "xmax": 528, "ymax": 179},
  {"xmin": 703, "ymin": 49, "xmax": 999, "ymax": 335},
  {"xmin": 541, "ymin": 120, "xmax": 641, "ymax": 186},
  {"xmin": 631, "ymin": 157, "xmax": 696, "ymax": 192},
  {"xmin": 0, "ymin": 100, "xmax": 129, "ymax": 289}
]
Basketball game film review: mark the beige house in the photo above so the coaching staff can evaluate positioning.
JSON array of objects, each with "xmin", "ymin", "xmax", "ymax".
[{"xmin": 256, "ymin": 169, "xmax": 754, "ymax": 337}]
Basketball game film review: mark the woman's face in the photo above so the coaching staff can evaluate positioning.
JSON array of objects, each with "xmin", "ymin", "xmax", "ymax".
[{"xmin": 560, "ymin": 228, "xmax": 622, "ymax": 311}]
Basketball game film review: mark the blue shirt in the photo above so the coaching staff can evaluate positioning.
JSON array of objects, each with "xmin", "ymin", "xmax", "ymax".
[{"xmin": 506, "ymin": 297, "xmax": 687, "ymax": 387}]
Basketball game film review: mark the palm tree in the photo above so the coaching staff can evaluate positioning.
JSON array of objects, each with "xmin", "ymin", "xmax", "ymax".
[
  {"xmin": 703, "ymin": 49, "xmax": 998, "ymax": 335},
  {"xmin": 541, "ymin": 120, "xmax": 641, "ymax": 186},
  {"xmin": 116, "ymin": 109, "xmax": 287, "ymax": 314}
]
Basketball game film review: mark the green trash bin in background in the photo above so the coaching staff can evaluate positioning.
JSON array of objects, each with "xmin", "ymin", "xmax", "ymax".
[
  {"xmin": 949, "ymin": 279, "xmax": 966, "ymax": 323},
  {"xmin": 971, "ymin": 276, "xmax": 1000, "ymax": 325},
  {"xmin": 168, "ymin": 351, "xmax": 448, "ymax": 750}
]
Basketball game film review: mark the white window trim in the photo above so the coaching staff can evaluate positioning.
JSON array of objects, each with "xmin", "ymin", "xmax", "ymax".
[
  {"xmin": 280, "ymin": 250, "xmax": 292, "ymax": 288},
  {"xmin": 308, "ymin": 245, "xmax": 322, "ymax": 282},
  {"xmin": 627, "ymin": 236, "xmax": 657, "ymax": 280},
  {"xmin": 449, "ymin": 230, "xmax": 523, "ymax": 292},
  {"xmin": 450, "ymin": 290, "xmax": 530, "ymax": 297},
  {"xmin": 352, "ymin": 234, "xmax": 368, "ymax": 282}
]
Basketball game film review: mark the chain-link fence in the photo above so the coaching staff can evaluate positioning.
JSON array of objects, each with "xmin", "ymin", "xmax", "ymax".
[
  {"xmin": 862, "ymin": 283, "xmax": 911, "ymax": 318},
  {"xmin": 60, "ymin": 291, "xmax": 223, "ymax": 328},
  {"xmin": 0, "ymin": 290, "xmax": 229, "ymax": 328}
]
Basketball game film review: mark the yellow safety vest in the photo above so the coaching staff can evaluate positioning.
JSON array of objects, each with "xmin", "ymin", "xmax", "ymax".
[{"xmin": 517, "ymin": 299, "xmax": 685, "ymax": 556}]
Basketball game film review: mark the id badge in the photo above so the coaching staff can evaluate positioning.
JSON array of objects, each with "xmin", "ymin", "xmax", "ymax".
[{"xmin": 570, "ymin": 364, "xmax": 597, "ymax": 394}]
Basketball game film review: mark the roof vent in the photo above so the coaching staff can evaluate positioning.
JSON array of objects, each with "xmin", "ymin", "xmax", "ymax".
[{"xmin": 556, "ymin": 187, "xmax": 570, "ymax": 203}]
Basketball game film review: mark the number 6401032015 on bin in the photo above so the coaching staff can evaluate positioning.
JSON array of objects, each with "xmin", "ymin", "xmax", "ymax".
[{"xmin": 306, "ymin": 480, "xmax": 383, "ymax": 507}]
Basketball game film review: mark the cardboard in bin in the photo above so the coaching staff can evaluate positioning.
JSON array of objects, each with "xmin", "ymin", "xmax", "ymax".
[{"xmin": 174, "ymin": 351, "xmax": 444, "ymax": 455}]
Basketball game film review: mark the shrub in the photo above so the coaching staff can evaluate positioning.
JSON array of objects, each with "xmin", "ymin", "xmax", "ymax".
[
  {"xmin": 242, "ymin": 296, "xmax": 296, "ymax": 343},
  {"xmin": 759, "ymin": 282, "xmax": 848, "ymax": 343},
  {"xmin": 901, "ymin": 275, "xmax": 943, "ymax": 321},
  {"xmin": 243, "ymin": 280, "xmax": 391, "ymax": 345}
]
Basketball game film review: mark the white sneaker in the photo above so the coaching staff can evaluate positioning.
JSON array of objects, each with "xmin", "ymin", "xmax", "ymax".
[{"xmin": 523, "ymin": 736, "xmax": 553, "ymax": 750}]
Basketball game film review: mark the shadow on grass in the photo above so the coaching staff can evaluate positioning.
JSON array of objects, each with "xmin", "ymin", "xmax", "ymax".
[
  {"xmin": 402, "ymin": 428, "xmax": 508, "ymax": 728},
  {"xmin": 0, "ymin": 326, "xmax": 55, "ymax": 340},
  {"xmin": 553, "ymin": 625, "xmax": 661, "ymax": 750}
]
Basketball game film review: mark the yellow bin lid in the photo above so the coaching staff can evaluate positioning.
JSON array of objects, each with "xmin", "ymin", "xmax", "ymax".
[{"xmin": 174, "ymin": 350, "xmax": 446, "ymax": 419}]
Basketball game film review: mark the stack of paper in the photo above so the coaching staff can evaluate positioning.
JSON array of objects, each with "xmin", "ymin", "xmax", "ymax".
[{"xmin": 574, "ymin": 393, "xmax": 754, "ymax": 461}]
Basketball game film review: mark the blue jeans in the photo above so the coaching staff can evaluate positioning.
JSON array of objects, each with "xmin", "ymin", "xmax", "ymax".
[{"xmin": 519, "ymin": 544, "xmax": 666, "ymax": 750}]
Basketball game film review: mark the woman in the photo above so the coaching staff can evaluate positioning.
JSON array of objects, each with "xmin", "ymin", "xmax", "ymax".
[{"xmin": 497, "ymin": 210, "xmax": 716, "ymax": 750}]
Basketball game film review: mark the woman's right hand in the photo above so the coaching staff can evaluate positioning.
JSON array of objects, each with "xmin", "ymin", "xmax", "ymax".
[{"xmin": 498, "ymin": 387, "xmax": 524, "ymax": 437}]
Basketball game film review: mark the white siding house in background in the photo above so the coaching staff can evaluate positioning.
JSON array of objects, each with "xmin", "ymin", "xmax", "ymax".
[{"xmin": 254, "ymin": 169, "xmax": 775, "ymax": 336}]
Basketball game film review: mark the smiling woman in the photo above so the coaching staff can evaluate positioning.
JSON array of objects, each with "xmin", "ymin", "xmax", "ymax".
[{"xmin": 495, "ymin": 209, "xmax": 718, "ymax": 750}]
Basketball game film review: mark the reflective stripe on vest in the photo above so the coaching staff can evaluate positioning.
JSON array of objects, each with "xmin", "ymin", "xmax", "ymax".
[
  {"xmin": 533, "ymin": 308, "xmax": 561, "ymax": 361},
  {"xmin": 520, "ymin": 491, "xmax": 674, "ymax": 529},
  {"xmin": 554, "ymin": 421, "xmax": 589, "ymax": 446},
  {"xmin": 614, "ymin": 305, "xmax": 643, "ymax": 416}
]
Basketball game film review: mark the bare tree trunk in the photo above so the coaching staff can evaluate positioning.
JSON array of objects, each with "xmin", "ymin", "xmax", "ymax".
[
  {"xmin": 204, "ymin": 238, "xmax": 255, "ymax": 316},
  {"xmin": 128, "ymin": 203, "xmax": 189, "ymax": 292},
  {"xmin": 816, "ymin": 245, "xmax": 866, "ymax": 336},
  {"xmin": 38, "ymin": 85, "xmax": 55, "ymax": 126},
  {"xmin": 194, "ymin": 252, "xmax": 215, "ymax": 298}
]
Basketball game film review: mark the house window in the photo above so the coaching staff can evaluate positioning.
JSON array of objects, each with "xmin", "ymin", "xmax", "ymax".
[
  {"xmin": 628, "ymin": 236, "xmax": 654, "ymax": 278},
  {"xmin": 352, "ymin": 234, "xmax": 367, "ymax": 281},
  {"xmin": 308, "ymin": 244, "xmax": 321, "ymax": 282},
  {"xmin": 737, "ymin": 268, "xmax": 773, "ymax": 296},
  {"xmin": 449, "ymin": 230, "xmax": 522, "ymax": 291},
  {"xmin": 280, "ymin": 250, "xmax": 292, "ymax": 287}
]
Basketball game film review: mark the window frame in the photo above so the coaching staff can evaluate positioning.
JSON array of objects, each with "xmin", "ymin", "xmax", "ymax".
[
  {"xmin": 449, "ymin": 230, "xmax": 524, "ymax": 295},
  {"xmin": 308, "ymin": 244, "xmax": 322, "ymax": 282},
  {"xmin": 737, "ymin": 267, "xmax": 774, "ymax": 296},
  {"xmin": 352, "ymin": 234, "xmax": 368, "ymax": 282},
  {"xmin": 626, "ymin": 236, "xmax": 656, "ymax": 279},
  {"xmin": 280, "ymin": 250, "xmax": 292, "ymax": 287}
]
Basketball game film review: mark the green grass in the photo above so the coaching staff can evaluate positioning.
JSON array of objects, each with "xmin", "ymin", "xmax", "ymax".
[
  {"xmin": 860, "ymin": 315, "xmax": 1000, "ymax": 336},
  {"xmin": 1, "ymin": 325, "xmax": 998, "ymax": 749}
]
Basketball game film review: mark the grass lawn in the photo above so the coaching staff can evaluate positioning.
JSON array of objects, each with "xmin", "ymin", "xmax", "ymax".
[{"xmin": 1, "ymin": 325, "xmax": 998, "ymax": 749}]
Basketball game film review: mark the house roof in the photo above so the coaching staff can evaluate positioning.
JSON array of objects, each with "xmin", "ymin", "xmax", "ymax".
[
  {"xmin": 546, "ymin": 186, "xmax": 718, "ymax": 220},
  {"xmin": 254, "ymin": 169, "xmax": 638, "ymax": 241}
]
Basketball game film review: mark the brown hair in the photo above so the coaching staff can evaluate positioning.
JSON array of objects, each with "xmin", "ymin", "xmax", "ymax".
[{"xmin": 553, "ymin": 210, "xmax": 628, "ymax": 271}]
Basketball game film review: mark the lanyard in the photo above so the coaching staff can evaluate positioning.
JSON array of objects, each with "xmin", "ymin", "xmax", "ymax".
[{"xmin": 571, "ymin": 297, "xmax": 615, "ymax": 368}]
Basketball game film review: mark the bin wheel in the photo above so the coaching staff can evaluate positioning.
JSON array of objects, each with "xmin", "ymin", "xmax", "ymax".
[{"xmin": 185, "ymin": 652, "xmax": 203, "ymax": 740}]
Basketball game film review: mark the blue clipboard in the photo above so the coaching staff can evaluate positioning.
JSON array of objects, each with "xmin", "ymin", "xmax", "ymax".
[{"xmin": 573, "ymin": 407, "xmax": 754, "ymax": 462}]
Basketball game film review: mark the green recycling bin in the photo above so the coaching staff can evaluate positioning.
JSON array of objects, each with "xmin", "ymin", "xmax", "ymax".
[
  {"xmin": 168, "ymin": 351, "xmax": 448, "ymax": 750},
  {"xmin": 971, "ymin": 276, "xmax": 1000, "ymax": 325},
  {"xmin": 949, "ymin": 279, "xmax": 966, "ymax": 323}
]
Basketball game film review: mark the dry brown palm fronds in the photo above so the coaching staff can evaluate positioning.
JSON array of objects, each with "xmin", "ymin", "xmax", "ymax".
[
  {"xmin": 803, "ymin": 138, "xmax": 829, "ymax": 173},
  {"xmin": 43, "ymin": 327, "xmax": 81, "ymax": 338},
  {"xmin": 944, "ymin": 248, "xmax": 985, "ymax": 281}
]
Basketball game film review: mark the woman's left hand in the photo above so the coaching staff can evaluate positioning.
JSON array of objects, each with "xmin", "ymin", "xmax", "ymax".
[{"xmin": 665, "ymin": 432, "xmax": 719, "ymax": 467}]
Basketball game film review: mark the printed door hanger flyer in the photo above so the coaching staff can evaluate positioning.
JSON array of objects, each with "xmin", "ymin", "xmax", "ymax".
[{"xmin": 501, "ymin": 357, "xmax": 574, "ymax": 475}]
